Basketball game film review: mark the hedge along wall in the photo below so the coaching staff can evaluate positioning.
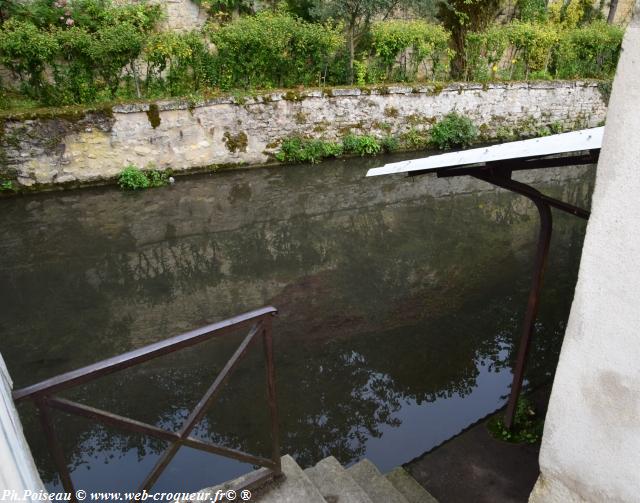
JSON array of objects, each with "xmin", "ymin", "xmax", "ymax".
[{"xmin": 0, "ymin": 80, "xmax": 608, "ymax": 190}]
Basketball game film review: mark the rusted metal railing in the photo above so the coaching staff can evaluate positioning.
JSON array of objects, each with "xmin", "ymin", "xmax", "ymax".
[
  {"xmin": 13, "ymin": 306, "xmax": 281, "ymax": 500},
  {"xmin": 437, "ymin": 161, "xmax": 591, "ymax": 429}
]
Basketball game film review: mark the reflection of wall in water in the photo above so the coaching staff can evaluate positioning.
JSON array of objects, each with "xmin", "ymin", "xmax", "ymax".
[
  {"xmin": 0, "ymin": 160, "xmax": 594, "ymax": 487},
  {"xmin": 0, "ymin": 162, "xmax": 594, "ymax": 365}
]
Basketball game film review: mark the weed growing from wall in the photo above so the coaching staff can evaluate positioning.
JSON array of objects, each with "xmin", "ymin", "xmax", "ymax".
[
  {"xmin": 430, "ymin": 112, "xmax": 478, "ymax": 149},
  {"xmin": 118, "ymin": 164, "xmax": 169, "ymax": 190}
]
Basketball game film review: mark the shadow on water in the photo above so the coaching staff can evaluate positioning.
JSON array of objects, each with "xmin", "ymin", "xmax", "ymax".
[{"xmin": 0, "ymin": 152, "xmax": 594, "ymax": 492}]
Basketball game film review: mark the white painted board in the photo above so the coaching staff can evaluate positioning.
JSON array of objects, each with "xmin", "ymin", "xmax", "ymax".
[
  {"xmin": 0, "ymin": 354, "xmax": 45, "ymax": 497},
  {"xmin": 366, "ymin": 127, "xmax": 603, "ymax": 177}
]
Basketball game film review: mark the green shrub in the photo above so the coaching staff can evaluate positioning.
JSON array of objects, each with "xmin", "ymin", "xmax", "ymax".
[
  {"xmin": 553, "ymin": 22, "xmax": 623, "ymax": 79},
  {"xmin": 370, "ymin": 20, "xmax": 452, "ymax": 82},
  {"xmin": 430, "ymin": 113, "xmax": 478, "ymax": 150},
  {"xmin": 506, "ymin": 21, "xmax": 559, "ymax": 79},
  {"xmin": 463, "ymin": 19, "xmax": 622, "ymax": 82},
  {"xmin": 276, "ymin": 137, "xmax": 343, "ymax": 164},
  {"xmin": 342, "ymin": 134, "xmax": 382, "ymax": 156},
  {"xmin": 0, "ymin": 19, "xmax": 58, "ymax": 101},
  {"xmin": 464, "ymin": 26, "xmax": 509, "ymax": 81},
  {"xmin": 0, "ymin": 0, "xmax": 160, "ymax": 105},
  {"xmin": 209, "ymin": 11, "xmax": 341, "ymax": 89},
  {"xmin": 143, "ymin": 31, "xmax": 213, "ymax": 97}
]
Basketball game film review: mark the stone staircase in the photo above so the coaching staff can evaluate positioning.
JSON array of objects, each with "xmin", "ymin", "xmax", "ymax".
[{"xmin": 199, "ymin": 455, "xmax": 438, "ymax": 503}]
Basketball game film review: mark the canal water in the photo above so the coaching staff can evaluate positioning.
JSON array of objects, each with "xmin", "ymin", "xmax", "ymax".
[{"xmin": 0, "ymin": 153, "xmax": 594, "ymax": 492}]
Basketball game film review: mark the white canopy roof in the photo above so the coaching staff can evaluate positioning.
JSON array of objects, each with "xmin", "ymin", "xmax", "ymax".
[{"xmin": 366, "ymin": 127, "xmax": 604, "ymax": 177}]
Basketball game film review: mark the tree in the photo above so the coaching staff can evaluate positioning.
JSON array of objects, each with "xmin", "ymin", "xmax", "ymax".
[
  {"xmin": 436, "ymin": 0, "xmax": 503, "ymax": 77},
  {"xmin": 312, "ymin": 0, "xmax": 398, "ymax": 84},
  {"xmin": 607, "ymin": 0, "xmax": 618, "ymax": 23}
]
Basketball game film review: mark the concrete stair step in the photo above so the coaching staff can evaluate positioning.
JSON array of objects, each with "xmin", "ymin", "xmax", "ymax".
[
  {"xmin": 305, "ymin": 456, "xmax": 374, "ymax": 503},
  {"xmin": 258, "ymin": 454, "xmax": 326, "ymax": 503},
  {"xmin": 182, "ymin": 455, "xmax": 325, "ymax": 503},
  {"xmin": 385, "ymin": 467, "xmax": 439, "ymax": 503},
  {"xmin": 347, "ymin": 459, "xmax": 410, "ymax": 503}
]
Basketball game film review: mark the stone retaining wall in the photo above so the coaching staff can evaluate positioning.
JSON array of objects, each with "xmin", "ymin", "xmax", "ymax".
[{"xmin": 0, "ymin": 80, "xmax": 608, "ymax": 189}]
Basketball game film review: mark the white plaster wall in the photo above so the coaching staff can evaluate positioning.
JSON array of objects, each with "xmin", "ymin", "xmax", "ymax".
[
  {"xmin": 0, "ymin": 354, "xmax": 45, "ymax": 496},
  {"xmin": 530, "ymin": 3, "xmax": 640, "ymax": 502}
]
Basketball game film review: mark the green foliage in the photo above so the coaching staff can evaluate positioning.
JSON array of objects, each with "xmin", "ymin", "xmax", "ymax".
[
  {"xmin": 430, "ymin": 112, "xmax": 477, "ymax": 150},
  {"xmin": 380, "ymin": 135, "xmax": 399, "ymax": 153},
  {"xmin": 464, "ymin": 19, "xmax": 622, "ymax": 82},
  {"xmin": 209, "ymin": 11, "xmax": 341, "ymax": 89},
  {"xmin": 342, "ymin": 134, "xmax": 381, "ymax": 156},
  {"xmin": 370, "ymin": 20, "xmax": 452, "ymax": 82},
  {"xmin": 310, "ymin": 0, "xmax": 396, "ymax": 84},
  {"xmin": 118, "ymin": 165, "xmax": 149, "ymax": 190},
  {"xmin": 507, "ymin": 21, "xmax": 558, "ymax": 78},
  {"xmin": 0, "ymin": 19, "xmax": 58, "ymax": 100},
  {"xmin": 553, "ymin": 22, "xmax": 623, "ymax": 79},
  {"xmin": 465, "ymin": 25, "xmax": 509, "ymax": 81},
  {"xmin": 146, "ymin": 169, "xmax": 169, "ymax": 187},
  {"xmin": 436, "ymin": 0, "xmax": 503, "ymax": 77},
  {"xmin": 401, "ymin": 127, "xmax": 429, "ymax": 149},
  {"xmin": 118, "ymin": 164, "xmax": 170, "ymax": 190},
  {"xmin": 276, "ymin": 137, "xmax": 343, "ymax": 164},
  {"xmin": 0, "ymin": 0, "xmax": 160, "ymax": 105},
  {"xmin": 144, "ymin": 30, "xmax": 212, "ymax": 97},
  {"xmin": 0, "ymin": 0, "xmax": 625, "ymax": 109},
  {"xmin": 487, "ymin": 398, "xmax": 544, "ymax": 444},
  {"xmin": 0, "ymin": 179, "xmax": 15, "ymax": 191},
  {"xmin": 517, "ymin": 0, "xmax": 547, "ymax": 22},
  {"xmin": 466, "ymin": 21, "xmax": 559, "ymax": 80},
  {"xmin": 549, "ymin": 0, "xmax": 602, "ymax": 29}
]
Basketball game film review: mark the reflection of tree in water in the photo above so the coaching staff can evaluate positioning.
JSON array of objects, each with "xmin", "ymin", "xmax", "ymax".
[
  {"xmin": 31, "ymin": 340, "xmax": 405, "ymax": 485},
  {"xmin": 278, "ymin": 345, "xmax": 402, "ymax": 467}
]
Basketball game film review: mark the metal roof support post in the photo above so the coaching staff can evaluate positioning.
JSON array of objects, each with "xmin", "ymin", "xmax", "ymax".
[{"xmin": 473, "ymin": 173, "xmax": 553, "ymax": 430}]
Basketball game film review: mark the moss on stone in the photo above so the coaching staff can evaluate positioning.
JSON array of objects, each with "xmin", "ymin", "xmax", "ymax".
[
  {"xmin": 223, "ymin": 131, "xmax": 248, "ymax": 153},
  {"xmin": 294, "ymin": 111, "xmax": 308, "ymax": 124},
  {"xmin": 371, "ymin": 121, "xmax": 392, "ymax": 131},
  {"xmin": 146, "ymin": 104, "xmax": 161, "ymax": 129},
  {"xmin": 283, "ymin": 90, "xmax": 301, "ymax": 101},
  {"xmin": 0, "ymin": 102, "xmax": 114, "ymax": 122},
  {"xmin": 426, "ymin": 83, "xmax": 444, "ymax": 96},
  {"xmin": 313, "ymin": 121, "xmax": 329, "ymax": 133},
  {"xmin": 384, "ymin": 106, "xmax": 399, "ymax": 118}
]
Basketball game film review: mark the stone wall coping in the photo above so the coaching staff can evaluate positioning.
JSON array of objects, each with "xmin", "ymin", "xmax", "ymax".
[{"xmin": 109, "ymin": 80, "xmax": 602, "ymax": 115}]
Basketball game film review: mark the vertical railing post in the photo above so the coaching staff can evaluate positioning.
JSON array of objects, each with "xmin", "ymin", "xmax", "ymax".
[
  {"xmin": 503, "ymin": 197, "xmax": 553, "ymax": 430},
  {"xmin": 36, "ymin": 398, "xmax": 77, "ymax": 501},
  {"xmin": 473, "ymin": 173, "xmax": 555, "ymax": 431},
  {"xmin": 261, "ymin": 314, "xmax": 281, "ymax": 475}
]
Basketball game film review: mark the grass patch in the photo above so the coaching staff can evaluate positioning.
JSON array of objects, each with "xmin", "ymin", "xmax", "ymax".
[
  {"xmin": 342, "ymin": 134, "xmax": 382, "ymax": 156},
  {"xmin": 275, "ymin": 137, "xmax": 343, "ymax": 164},
  {"xmin": 487, "ymin": 398, "xmax": 544, "ymax": 444}
]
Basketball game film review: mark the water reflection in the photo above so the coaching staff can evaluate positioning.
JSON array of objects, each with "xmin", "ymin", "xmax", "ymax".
[{"xmin": 0, "ymin": 154, "xmax": 593, "ymax": 492}]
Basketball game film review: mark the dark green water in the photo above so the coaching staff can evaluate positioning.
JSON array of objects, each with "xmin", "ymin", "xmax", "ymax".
[{"xmin": 0, "ymin": 154, "xmax": 594, "ymax": 492}]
